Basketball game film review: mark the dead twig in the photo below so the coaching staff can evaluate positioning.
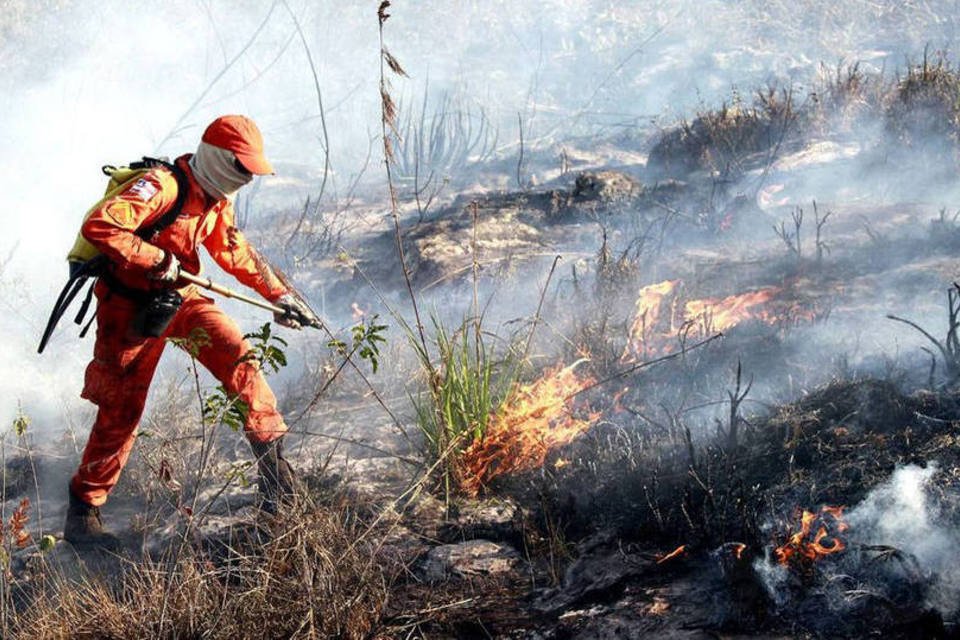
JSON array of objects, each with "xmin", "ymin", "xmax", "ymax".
[
  {"xmin": 887, "ymin": 284, "xmax": 960, "ymax": 381},
  {"xmin": 726, "ymin": 359, "xmax": 753, "ymax": 452}
]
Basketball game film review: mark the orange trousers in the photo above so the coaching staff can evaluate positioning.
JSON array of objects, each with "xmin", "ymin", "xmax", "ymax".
[{"xmin": 71, "ymin": 283, "xmax": 287, "ymax": 507}]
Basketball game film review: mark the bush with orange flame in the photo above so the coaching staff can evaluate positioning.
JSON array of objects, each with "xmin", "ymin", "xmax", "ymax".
[{"xmin": 461, "ymin": 361, "xmax": 599, "ymax": 496}]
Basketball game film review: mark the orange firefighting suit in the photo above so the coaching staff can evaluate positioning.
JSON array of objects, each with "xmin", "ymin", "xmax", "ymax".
[{"xmin": 71, "ymin": 155, "xmax": 289, "ymax": 507}]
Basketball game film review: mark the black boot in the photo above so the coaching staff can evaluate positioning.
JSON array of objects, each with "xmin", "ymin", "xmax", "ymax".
[
  {"xmin": 250, "ymin": 437, "xmax": 302, "ymax": 514},
  {"xmin": 63, "ymin": 490, "xmax": 121, "ymax": 550}
]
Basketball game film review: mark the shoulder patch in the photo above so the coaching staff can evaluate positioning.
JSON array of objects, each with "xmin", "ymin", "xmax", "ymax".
[{"xmin": 127, "ymin": 177, "xmax": 159, "ymax": 202}]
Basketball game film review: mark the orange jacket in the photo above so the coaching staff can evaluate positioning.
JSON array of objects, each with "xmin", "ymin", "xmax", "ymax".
[{"xmin": 81, "ymin": 154, "xmax": 287, "ymax": 300}]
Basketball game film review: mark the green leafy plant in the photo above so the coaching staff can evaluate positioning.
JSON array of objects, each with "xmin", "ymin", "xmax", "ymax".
[
  {"xmin": 168, "ymin": 326, "xmax": 212, "ymax": 358},
  {"xmin": 38, "ymin": 535, "xmax": 56, "ymax": 553},
  {"xmin": 223, "ymin": 461, "xmax": 253, "ymax": 489},
  {"xmin": 238, "ymin": 322, "xmax": 289, "ymax": 375},
  {"xmin": 201, "ymin": 387, "xmax": 248, "ymax": 433},
  {"xmin": 198, "ymin": 323, "xmax": 292, "ymax": 432},
  {"xmin": 327, "ymin": 314, "xmax": 388, "ymax": 373}
]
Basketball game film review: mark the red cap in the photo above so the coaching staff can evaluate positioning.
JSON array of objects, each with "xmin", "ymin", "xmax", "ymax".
[{"xmin": 201, "ymin": 115, "xmax": 274, "ymax": 175}]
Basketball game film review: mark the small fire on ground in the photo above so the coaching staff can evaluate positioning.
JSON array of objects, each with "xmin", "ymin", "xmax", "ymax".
[
  {"xmin": 622, "ymin": 279, "xmax": 818, "ymax": 361},
  {"xmin": 774, "ymin": 506, "xmax": 848, "ymax": 567},
  {"xmin": 461, "ymin": 360, "xmax": 599, "ymax": 496},
  {"xmin": 656, "ymin": 544, "xmax": 687, "ymax": 564}
]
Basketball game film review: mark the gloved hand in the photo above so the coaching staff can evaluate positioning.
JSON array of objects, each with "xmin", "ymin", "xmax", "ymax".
[
  {"xmin": 273, "ymin": 293, "xmax": 321, "ymax": 330},
  {"xmin": 148, "ymin": 251, "xmax": 181, "ymax": 283}
]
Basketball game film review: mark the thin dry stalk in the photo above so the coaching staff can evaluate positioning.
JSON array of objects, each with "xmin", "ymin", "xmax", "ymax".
[{"xmin": 377, "ymin": 1, "xmax": 430, "ymax": 362}]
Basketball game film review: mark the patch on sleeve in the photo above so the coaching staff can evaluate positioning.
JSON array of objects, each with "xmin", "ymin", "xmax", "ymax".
[
  {"xmin": 126, "ymin": 178, "xmax": 159, "ymax": 202},
  {"xmin": 104, "ymin": 201, "xmax": 135, "ymax": 227}
]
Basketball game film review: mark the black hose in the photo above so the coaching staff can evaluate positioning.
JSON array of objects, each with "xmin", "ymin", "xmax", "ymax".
[
  {"xmin": 37, "ymin": 256, "xmax": 107, "ymax": 354},
  {"xmin": 37, "ymin": 276, "xmax": 87, "ymax": 354}
]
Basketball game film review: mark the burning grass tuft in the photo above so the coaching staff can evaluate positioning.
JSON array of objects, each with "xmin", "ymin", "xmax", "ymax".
[{"xmin": 461, "ymin": 360, "xmax": 599, "ymax": 497}]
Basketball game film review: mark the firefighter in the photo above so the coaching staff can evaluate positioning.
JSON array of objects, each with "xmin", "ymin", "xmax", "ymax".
[{"xmin": 64, "ymin": 115, "xmax": 319, "ymax": 548}]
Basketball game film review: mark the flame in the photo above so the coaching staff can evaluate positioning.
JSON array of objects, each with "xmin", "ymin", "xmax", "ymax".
[
  {"xmin": 623, "ymin": 279, "xmax": 818, "ymax": 362},
  {"xmin": 774, "ymin": 506, "xmax": 847, "ymax": 566},
  {"xmin": 656, "ymin": 544, "xmax": 687, "ymax": 564},
  {"xmin": 623, "ymin": 280, "xmax": 681, "ymax": 359},
  {"xmin": 461, "ymin": 360, "xmax": 599, "ymax": 496},
  {"xmin": 644, "ymin": 597, "xmax": 671, "ymax": 616},
  {"xmin": 683, "ymin": 288, "xmax": 780, "ymax": 335},
  {"xmin": 733, "ymin": 543, "xmax": 747, "ymax": 560}
]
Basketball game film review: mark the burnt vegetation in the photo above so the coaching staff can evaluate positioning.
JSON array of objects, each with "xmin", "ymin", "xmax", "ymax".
[{"xmin": 358, "ymin": 49, "xmax": 960, "ymax": 637}]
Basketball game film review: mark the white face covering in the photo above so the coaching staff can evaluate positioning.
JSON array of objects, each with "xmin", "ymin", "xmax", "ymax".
[{"xmin": 189, "ymin": 141, "xmax": 253, "ymax": 201}]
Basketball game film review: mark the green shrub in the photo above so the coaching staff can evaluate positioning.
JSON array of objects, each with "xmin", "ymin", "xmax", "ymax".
[{"xmin": 409, "ymin": 316, "xmax": 519, "ymax": 501}]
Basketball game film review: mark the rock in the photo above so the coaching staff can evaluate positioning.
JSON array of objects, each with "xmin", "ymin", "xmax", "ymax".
[
  {"xmin": 438, "ymin": 499, "xmax": 524, "ymax": 545},
  {"xmin": 411, "ymin": 210, "xmax": 542, "ymax": 286},
  {"xmin": 380, "ymin": 523, "xmax": 432, "ymax": 566},
  {"xmin": 422, "ymin": 539, "xmax": 521, "ymax": 581},
  {"xmin": 572, "ymin": 171, "xmax": 643, "ymax": 201},
  {"xmin": 535, "ymin": 535, "xmax": 656, "ymax": 614},
  {"xmin": 771, "ymin": 140, "xmax": 860, "ymax": 172}
]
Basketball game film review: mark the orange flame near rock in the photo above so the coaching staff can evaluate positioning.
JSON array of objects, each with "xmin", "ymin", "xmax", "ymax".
[
  {"xmin": 461, "ymin": 361, "xmax": 599, "ymax": 496},
  {"xmin": 623, "ymin": 280, "xmax": 816, "ymax": 362},
  {"xmin": 774, "ymin": 506, "xmax": 848, "ymax": 566}
]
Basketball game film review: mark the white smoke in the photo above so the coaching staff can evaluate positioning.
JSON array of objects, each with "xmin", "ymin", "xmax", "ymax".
[
  {"xmin": 755, "ymin": 464, "xmax": 960, "ymax": 617},
  {"xmin": 847, "ymin": 463, "xmax": 960, "ymax": 615}
]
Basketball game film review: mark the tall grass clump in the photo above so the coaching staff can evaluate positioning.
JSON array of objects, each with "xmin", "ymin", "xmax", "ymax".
[
  {"xmin": 886, "ymin": 50, "xmax": 960, "ymax": 151},
  {"xmin": 648, "ymin": 85, "xmax": 800, "ymax": 178},
  {"xmin": 410, "ymin": 316, "xmax": 520, "ymax": 503}
]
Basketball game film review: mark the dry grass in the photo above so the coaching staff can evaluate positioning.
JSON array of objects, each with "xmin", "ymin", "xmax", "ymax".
[
  {"xmin": 885, "ymin": 52, "xmax": 960, "ymax": 151},
  {"xmin": 651, "ymin": 52, "xmax": 960, "ymax": 178},
  {"xmin": 15, "ymin": 503, "xmax": 396, "ymax": 640},
  {"xmin": 648, "ymin": 85, "xmax": 801, "ymax": 178},
  {"xmin": 809, "ymin": 62, "xmax": 887, "ymax": 134}
]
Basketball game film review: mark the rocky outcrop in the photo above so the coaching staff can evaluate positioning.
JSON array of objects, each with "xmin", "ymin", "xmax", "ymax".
[{"xmin": 421, "ymin": 539, "xmax": 522, "ymax": 581}]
